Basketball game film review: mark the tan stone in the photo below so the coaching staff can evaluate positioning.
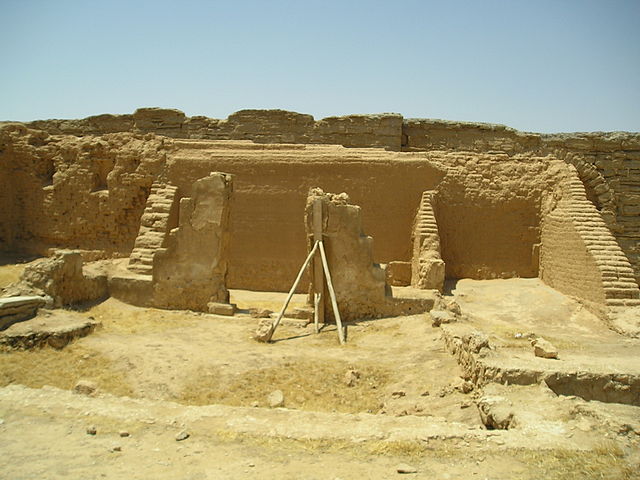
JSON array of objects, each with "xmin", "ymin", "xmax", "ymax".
[
  {"xmin": 152, "ymin": 173, "xmax": 233, "ymax": 311},
  {"xmin": 207, "ymin": 302, "xmax": 236, "ymax": 316},
  {"xmin": 305, "ymin": 188, "xmax": 388, "ymax": 322}
]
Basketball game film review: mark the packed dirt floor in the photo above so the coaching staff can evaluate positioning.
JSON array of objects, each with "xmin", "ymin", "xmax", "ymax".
[{"xmin": 0, "ymin": 261, "xmax": 638, "ymax": 479}]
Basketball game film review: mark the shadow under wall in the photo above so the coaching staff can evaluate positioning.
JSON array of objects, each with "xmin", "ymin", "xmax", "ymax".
[{"xmin": 433, "ymin": 196, "xmax": 540, "ymax": 280}]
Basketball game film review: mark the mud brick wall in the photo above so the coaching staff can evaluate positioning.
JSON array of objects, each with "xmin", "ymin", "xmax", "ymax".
[
  {"xmin": 3, "ymin": 107, "xmax": 639, "ymax": 288},
  {"xmin": 430, "ymin": 154, "xmax": 566, "ymax": 280},
  {"xmin": 22, "ymin": 108, "xmax": 403, "ymax": 151},
  {"xmin": 542, "ymin": 134, "xmax": 640, "ymax": 285},
  {"xmin": 540, "ymin": 167, "xmax": 640, "ymax": 310},
  {"xmin": 541, "ymin": 202, "xmax": 608, "ymax": 309},
  {"xmin": 0, "ymin": 126, "xmax": 167, "ymax": 254},
  {"xmin": 165, "ymin": 143, "xmax": 445, "ymax": 292}
]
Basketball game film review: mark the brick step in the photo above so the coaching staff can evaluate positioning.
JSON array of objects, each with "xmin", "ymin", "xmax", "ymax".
[
  {"xmin": 586, "ymin": 245, "xmax": 626, "ymax": 252},
  {"xmin": 127, "ymin": 264, "xmax": 153, "ymax": 275},
  {"xmin": 604, "ymin": 288, "xmax": 640, "ymax": 299},
  {"xmin": 601, "ymin": 260, "xmax": 634, "ymax": 268},
  {"xmin": 601, "ymin": 272, "xmax": 638, "ymax": 281},
  {"xmin": 583, "ymin": 240, "xmax": 620, "ymax": 246},
  {"xmin": 606, "ymin": 298, "xmax": 640, "ymax": 307},
  {"xmin": 129, "ymin": 256, "xmax": 153, "ymax": 265},
  {"xmin": 602, "ymin": 280, "xmax": 640, "ymax": 289}
]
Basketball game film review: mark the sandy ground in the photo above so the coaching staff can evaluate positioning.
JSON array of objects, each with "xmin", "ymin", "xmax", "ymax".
[{"xmin": 0, "ymin": 268, "xmax": 638, "ymax": 478}]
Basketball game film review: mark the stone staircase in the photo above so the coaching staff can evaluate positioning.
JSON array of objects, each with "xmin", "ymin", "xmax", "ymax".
[
  {"xmin": 414, "ymin": 191, "xmax": 440, "ymax": 238},
  {"xmin": 565, "ymin": 173, "xmax": 640, "ymax": 308},
  {"xmin": 128, "ymin": 183, "xmax": 178, "ymax": 275},
  {"xmin": 411, "ymin": 190, "xmax": 445, "ymax": 290}
]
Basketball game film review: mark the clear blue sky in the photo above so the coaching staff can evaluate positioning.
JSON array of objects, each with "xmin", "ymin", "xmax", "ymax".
[{"xmin": 1, "ymin": 0, "xmax": 639, "ymax": 133}]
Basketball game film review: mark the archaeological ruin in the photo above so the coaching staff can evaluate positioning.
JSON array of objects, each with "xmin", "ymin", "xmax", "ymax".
[{"xmin": 0, "ymin": 107, "xmax": 639, "ymax": 476}]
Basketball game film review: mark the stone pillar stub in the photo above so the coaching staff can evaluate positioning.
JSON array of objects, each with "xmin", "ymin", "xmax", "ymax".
[
  {"xmin": 152, "ymin": 172, "xmax": 233, "ymax": 311},
  {"xmin": 305, "ymin": 188, "xmax": 388, "ymax": 322}
]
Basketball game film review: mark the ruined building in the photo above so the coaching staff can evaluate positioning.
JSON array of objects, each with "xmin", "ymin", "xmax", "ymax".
[{"xmin": 0, "ymin": 107, "xmax": 639, "ymax": 331}]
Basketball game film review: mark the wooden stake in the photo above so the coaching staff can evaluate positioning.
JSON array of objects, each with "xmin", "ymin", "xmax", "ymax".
[
  {"xmin": 263, "ymin": 241, "xmax": 319, "ymax": 342},
  {"xmin": 313, "ymin": 292, "xmax": 321, "ymax": 333},
  {"xmin": 312, "ymin": 198, "xmax": 325, "ymax": 327},
  {"xmin": 318, "ymin": 240, "xmax": 345, "ymax": 345}
]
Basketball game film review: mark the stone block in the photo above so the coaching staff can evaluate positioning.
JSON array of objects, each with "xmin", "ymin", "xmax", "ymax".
[
  {"xmin": 207, "ymin": 302, "xmax": 236, "ymax": 316},
  {"xmin": 386, "ymin": 261, "xmax": 411, "ymax": 286}
]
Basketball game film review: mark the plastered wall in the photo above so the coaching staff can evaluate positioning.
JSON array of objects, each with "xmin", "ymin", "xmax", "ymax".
[{"xmin": 165, "ymin": 142, "xmax": 445, "ymax": 291}]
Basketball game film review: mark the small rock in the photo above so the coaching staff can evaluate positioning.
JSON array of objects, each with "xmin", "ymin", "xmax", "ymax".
[
  {"xmin": 267, "ymin": 390, "xmax": 285, "ymax": 408},
  {"xmin": 532, "ymin": 337, "xmax": 559, "ymax": 359},
  {"xmin": 109, "ymin": 445, "xmax": 122, "ymax": 452},
  {"xmin": 289, "ymin": 307, "xmax": 313, "ymax": 321},
  {"xmin": 250, "ymin": 308, "xmax": 273, "ymax": 319},
  {"xmin": 430, "ymin": 310, "xmax": 455, "ymax": 327},
  {"xmin": 86, "ymin": 425, "xmax": 97, "ymax": 435},
  {"xmin": 254, "ymin": 318, "xmax": 274, "ymax": 342},
  {"xmin": 175, "ymin": 431, "xmax": 190, "ymax": 441},
  {"xmin": 248, "ymin": 463, "xmax": 255, "ymax": 468},
  {"xmin": 477, "ymin": 396, "xmax": 514, "ymax": 430},
  {"xmin": 469, "ymin": 331, "xmax": 490, "ymax": 353},
  {"xmin": 344, "ymin": 369, "xmax": 360, "ymax": 387},
  {"xmin": 460, "ymin": 401, "xmax": 471, "ymax": 409},
  {"xmin": 251, "ymin": 401, "xmax": 259, "ymax": 408},
  {"xmin": 73, "ymin": 380, "xmax": 98, "ymax": 396},
  {"xmin": 207, "ymin": 302, "xmax": 236, "ymax": 316},
  {"xmin": 391, "ymin": 390, "xmax": 406, "ymax": 398},
  {"xmin": 420, "ymin": 390, "xmax": 430, "ymax": 397},
  {"xmin": 47, "ymin": 335, "xmax": 69, "ymax": 349},
  {"xmin": 445, "ymin": 299, "xmax": 461, "ymax": 317},
  {"xmin": 459, "ymin": 380, "xmax": 474, "ymax": 394},
  {"xmin": 396, "ymin": 463, "xmax": 418, "ymax": 474},
  {"xmin": 119, "ymin": 431, "xmax": 130, "ymax": 437}
]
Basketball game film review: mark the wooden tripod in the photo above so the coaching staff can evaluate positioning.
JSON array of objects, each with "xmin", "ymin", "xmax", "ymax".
[{"xmin": 258, "ymin": 199, "xmax": 345, "ymax": 344}]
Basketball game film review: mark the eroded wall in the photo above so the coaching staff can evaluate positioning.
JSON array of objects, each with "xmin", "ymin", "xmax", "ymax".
[
  {"xmin": 0, "ymin": 127, "xmax": 584, "ymax": 293},
  {"xmin": 13, "ymin": 107, "xmax": 638, "ymax": 283},
  {"xmin": 305, "ymin": 189, "xmax": 388, "ymax": 321},
  {"xmin": 0, "ymin": 126, "xmax": 168, "ymax": 254},
  {"xmin": 153, "ymin": 173, "xmax": 233, "ymax": 310},
  {"xmin": 166, "ymin": 142, "xmax": 446, "ymax": 291},
  {"xmin": 540, "ymin": 168, "xmax": 640, "ymax": 311},
  {"xmin": 430, "ymin": 155, "xmax": 564, "ymax": 279},
  {"xmin": 2, "ymin": 108, "xmax": 639, "ymax": 294},
  {"xmin": 541, "ymin": 201, "xmax": 607, "ymax": 308}
]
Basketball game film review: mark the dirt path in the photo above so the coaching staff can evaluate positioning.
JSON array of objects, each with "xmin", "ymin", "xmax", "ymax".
[{"xmin": 0, "ymin": 281, "xmax": 638, "ymax": 479}]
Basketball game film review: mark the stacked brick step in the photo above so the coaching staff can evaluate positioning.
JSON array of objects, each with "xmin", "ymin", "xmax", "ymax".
[
  {"xmin": 414, "ymin": 191, "xmax": 440, "ymax": 239},
  {"xmin": 565, "ymin": 172, "xmax": 640, "ymax": 308},
  {"xmin": 127, "ymin": 183, "xmax": 178, "ymax": 275},
  {"xmin": 411, "ymin": 190, "xmax": 445, "ymax": 289}
]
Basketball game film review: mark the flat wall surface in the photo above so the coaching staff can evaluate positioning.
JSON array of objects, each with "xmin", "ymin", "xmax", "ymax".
[
  {"xmin": 167, "ymin": 141, "xmax": 445, "ymax": 291},
  {"xmin": 540, "ymin": 206, "xmax": 606, "ymax": 305}
]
